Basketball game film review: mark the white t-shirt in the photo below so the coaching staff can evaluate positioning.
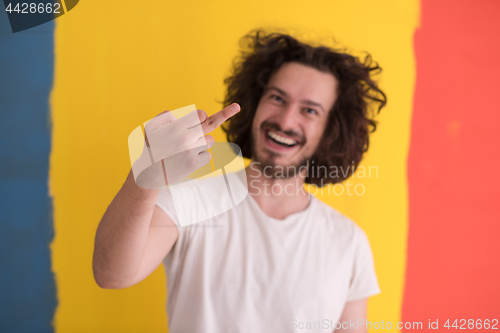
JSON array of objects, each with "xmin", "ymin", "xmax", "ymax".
[{"xmin": 155, "ymin": 172, "xmax": 380, "ymax": 333}]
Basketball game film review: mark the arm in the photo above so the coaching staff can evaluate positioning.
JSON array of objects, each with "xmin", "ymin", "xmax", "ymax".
[
  {"xmin": 92, "ymin": 169, "xmax": 178, "ymax": 289},
  {"xmin": 335, "ymin": 225, "xmax": 380, "ymax": 332},
  {"xmin": 92, "ymin": 103, "xmax": 240, "ymax": 289},
  {"xmin": 334, "ymin": 298, "xmax": 368, "ymax": 333}
]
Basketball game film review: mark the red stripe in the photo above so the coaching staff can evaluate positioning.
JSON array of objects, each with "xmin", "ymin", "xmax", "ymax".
[{"xmin": 404, "ymin": 0, "xmax": 500, "ymax": 326}]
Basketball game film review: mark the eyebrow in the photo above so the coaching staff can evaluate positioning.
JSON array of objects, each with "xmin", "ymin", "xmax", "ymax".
[{"xmin": 266, "ymin": 86, "xmax": 326, "ymax": 113}]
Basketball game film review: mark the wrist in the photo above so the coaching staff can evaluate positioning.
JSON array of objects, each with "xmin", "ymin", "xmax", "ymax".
[{"xmin": 124, "ymin": 168, "xmax": 162, "ymax": 195}]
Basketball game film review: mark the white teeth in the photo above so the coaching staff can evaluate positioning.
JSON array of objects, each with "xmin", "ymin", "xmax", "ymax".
[{"xmin": 268, "ymin": 130, "xmax": 298, "ymax": 146}]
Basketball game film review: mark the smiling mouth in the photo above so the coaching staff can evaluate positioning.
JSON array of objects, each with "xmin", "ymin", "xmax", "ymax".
[{"xmin": 266, "ymin": 129, "xmax": 299, "ymax": 147}]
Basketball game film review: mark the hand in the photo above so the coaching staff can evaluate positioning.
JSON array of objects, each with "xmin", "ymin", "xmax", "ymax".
[{"xmin": 131, "ymin": 103, "xmax": 240, "ymax": 189}]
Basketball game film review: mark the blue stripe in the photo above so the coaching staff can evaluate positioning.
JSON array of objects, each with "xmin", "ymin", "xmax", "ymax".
[{"xmin": 0, "ymin": 13, "xmax": 56, "ymax": 333}]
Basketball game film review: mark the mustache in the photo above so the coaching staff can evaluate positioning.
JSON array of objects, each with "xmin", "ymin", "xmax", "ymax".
[{"xmin": 261, "ymin": 121, "xmax": 306, "ymax": 144}]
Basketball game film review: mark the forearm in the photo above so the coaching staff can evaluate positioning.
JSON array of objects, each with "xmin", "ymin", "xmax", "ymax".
[{"xmin": 93, "ymin": 169, "xmax": 160, "ymax": 288}]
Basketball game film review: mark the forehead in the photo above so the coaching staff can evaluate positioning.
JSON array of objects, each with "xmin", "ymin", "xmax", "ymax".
[{"xmin": 267, "ymin": 62, "xmax": 338, "ymax": 110}]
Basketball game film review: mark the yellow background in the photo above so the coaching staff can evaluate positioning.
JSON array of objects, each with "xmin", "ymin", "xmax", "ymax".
[{"xmin": 50, "ymin": 0, "xmax": 419, "ymax": 331}]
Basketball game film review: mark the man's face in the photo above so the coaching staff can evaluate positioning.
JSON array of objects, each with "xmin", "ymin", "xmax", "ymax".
[{"xmin": 251, "ymin": 62, "xmax": 338, "ymax": 176}]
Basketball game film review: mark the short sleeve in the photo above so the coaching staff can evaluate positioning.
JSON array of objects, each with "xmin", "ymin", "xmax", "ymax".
[
  {"xmin": 155, "ymin": 187, "xmax": 193, "ymax": 266},
  {"xmin": 346, "ymin": 226, "xmax": 381, "ymax": 301}
]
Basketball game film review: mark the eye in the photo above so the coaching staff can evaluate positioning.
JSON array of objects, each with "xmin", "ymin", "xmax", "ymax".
[
  {"xmin": 304, "ymin": 108, "xmax": 318, "ymax": 115},
  {"xmin": 271, "ymin": 94, "xmax": 284, "ymax": 103}
]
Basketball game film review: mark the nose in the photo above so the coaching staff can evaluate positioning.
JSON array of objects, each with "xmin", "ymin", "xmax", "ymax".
[{"xmin": 277, "ymin": 103, "xmax": 301, "ymax": 132}]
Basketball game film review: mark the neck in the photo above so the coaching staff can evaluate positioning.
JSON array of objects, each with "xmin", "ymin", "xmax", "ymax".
[{"xmin": 245, "ymin": 161, "xmax": 311, "ymax": 220}]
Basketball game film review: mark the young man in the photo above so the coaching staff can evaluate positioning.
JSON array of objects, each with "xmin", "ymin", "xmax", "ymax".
[{"xmin": 93, "ymin": 30, "xmax": 387, "ymax": 332}]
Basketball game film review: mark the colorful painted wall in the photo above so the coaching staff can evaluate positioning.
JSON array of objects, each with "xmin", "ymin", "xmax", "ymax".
[
  {"xmin": 0, "ymin": 16, "xmax": 56, "ymax": 333},
  {"xmin": 404, "ymin": 0, "xmax": 500, "ymax": 325},
  {"xmin": 0, "ymin": 0, "xmax": 498, "ymax": 332}
]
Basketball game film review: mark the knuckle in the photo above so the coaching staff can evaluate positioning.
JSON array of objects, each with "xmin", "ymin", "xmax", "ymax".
[
  {"xmin": 178, "ymin": 131, "xmax": 191, "ymax": 143},
  {"xmin": 188, "ymin": 156, "xmax": 199, "ymax": 169},
  {"xmin": 198, "ymin": 109, "xmax": 207, "ymax": 120},
  {"xmin": 171, "ymin": 120, "xmax": 181, "ymax": 131},
  {"xmin": 207, "ymin": 116, "xmax": 215, "ymax": 128},
  {"xmin": 144, "ymin": 121, "xmax": 154, "ymax": 132}
]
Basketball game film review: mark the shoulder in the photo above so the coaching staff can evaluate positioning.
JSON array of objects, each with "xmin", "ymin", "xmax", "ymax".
[
  {"xmin": 313, "ymin": 198, "xmax": 376, "ymax": 254},
  {"xmin": 312, "ymin": 196, "xmax": 364, "ymax": 240}
]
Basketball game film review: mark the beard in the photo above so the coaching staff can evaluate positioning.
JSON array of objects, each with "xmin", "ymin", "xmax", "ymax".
[
  {"xmin": 252, "ymin": 150, "xmax": 311, "ymax": 179},
  {"xmin": 251, "ymin": 121, "xmax": 313, "ymax": 179}
]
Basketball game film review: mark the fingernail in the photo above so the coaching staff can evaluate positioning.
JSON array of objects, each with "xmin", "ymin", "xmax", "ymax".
[{"xmin": 231, "ymin": 103, "xmax": 240, "ymax": 112}]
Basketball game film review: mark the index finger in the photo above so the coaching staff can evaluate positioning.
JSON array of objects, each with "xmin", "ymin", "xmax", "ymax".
[{"xmin": 199, "ymin": 103, "xmax": 240, "ymax": 134}]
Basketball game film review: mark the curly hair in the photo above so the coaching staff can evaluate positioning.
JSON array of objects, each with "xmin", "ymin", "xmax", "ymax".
[{"xmin": 221, "ymin": 29, "xmax": 387, "ymax": 186}]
